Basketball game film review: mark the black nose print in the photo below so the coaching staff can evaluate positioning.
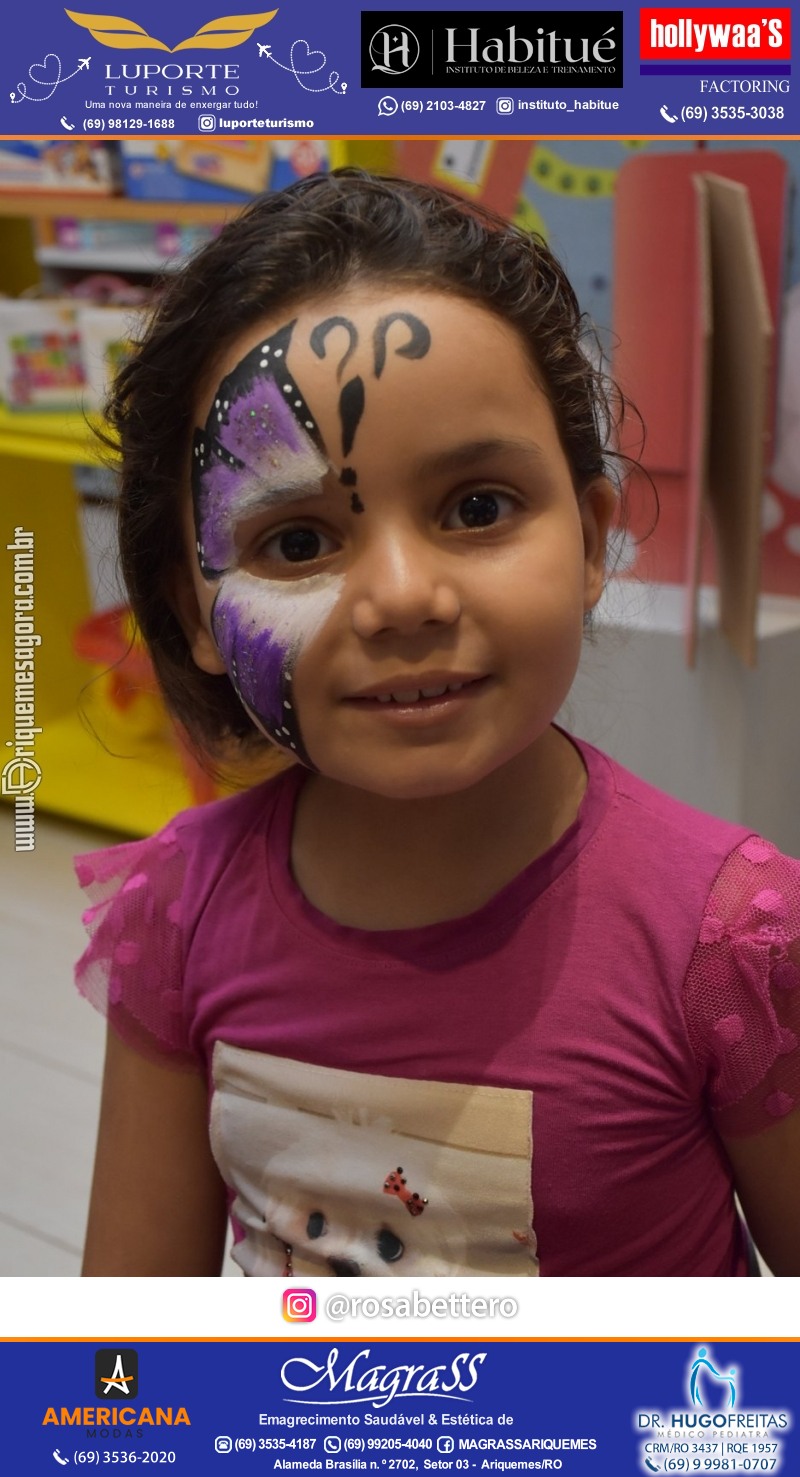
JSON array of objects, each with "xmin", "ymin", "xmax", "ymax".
[{"xmin": 328, "ymin": 1257, "xmax": 362, "ymax": 1277}]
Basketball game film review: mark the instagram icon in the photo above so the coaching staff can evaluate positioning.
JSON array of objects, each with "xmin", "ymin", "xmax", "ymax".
[{"xmin": 283, "ymin": 1289, "xmax": 317, "ymax": 1322}]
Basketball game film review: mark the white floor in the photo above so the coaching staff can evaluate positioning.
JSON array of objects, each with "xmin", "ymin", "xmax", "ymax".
[{"xmin": 0, "ymin": 804, "xmax": 241, "ymax": 1276}]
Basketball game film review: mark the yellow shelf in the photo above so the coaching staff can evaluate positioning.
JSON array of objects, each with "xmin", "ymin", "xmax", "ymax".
[
  {"xmin": 0, "ymin": 404, "xmax": 111, "ymax": 464},
  {"xmin": 28, "ymin": 704, "xmax": 202, "ymax": 837}
]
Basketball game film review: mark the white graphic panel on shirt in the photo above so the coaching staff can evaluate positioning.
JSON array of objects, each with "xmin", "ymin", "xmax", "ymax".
[{"xmin": 210, "ymin": 1044, "xmax": 538, "ymax": 1277}]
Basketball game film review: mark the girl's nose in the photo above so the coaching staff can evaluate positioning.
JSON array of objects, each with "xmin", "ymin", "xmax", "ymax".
[{"xmin": 350, "ymin": 529, "xmax": 461, "ymax": 639}]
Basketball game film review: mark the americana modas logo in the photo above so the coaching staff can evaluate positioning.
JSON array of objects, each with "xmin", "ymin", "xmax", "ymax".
[
  {"xmin": 65, "ymin": 8, "xmax": 278, "ymax": 51},
  {"xmin": 95, "ymin": 1349, "xmax": 139, "ymax": 1399}
]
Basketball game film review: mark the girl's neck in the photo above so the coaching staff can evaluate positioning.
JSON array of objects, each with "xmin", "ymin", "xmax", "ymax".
[{"xmin": 289, "ymin": 726, "xmax": 587, "ymax": 930}]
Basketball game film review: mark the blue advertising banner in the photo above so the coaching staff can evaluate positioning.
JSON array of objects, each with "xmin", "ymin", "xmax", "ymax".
[
  {"xmin": 0, "ymin": 1339, "xmax": 796, "ymax": 1475},
  {"xmin": 0, "ymin": 0, "xmax": 795, "ymax": 138}
]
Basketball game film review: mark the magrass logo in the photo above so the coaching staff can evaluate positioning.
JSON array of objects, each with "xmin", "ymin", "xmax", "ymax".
[
  {"xmin": 361, "ymin": 10, "xmax": 624, "ymax": 88},
  {"xmin": 95, "ymin": 1348, "xmax": 139, "ymax": 1399},
  {"xmin": 65, "ymin": 7, "xmax": 278, "ymax": 51}
]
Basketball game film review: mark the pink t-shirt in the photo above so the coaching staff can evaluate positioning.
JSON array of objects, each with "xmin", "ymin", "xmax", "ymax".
[{"xmin": 75, "ymin": 735, "xmax": 800, "ymax": 1278}]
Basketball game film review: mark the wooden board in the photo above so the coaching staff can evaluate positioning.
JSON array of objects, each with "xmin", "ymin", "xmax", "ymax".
[
  {"xmin": 684, "ymin": 175, "xmax": 713, "ymax": 668},
  {"xmin": 704, "ymin": 175, "xmax": 773, "ymax": 669}
]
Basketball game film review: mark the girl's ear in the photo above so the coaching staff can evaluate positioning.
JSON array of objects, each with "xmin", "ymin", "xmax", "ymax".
[
  {"xmin": 170, "ymin": 565, "xmax": 228, "ymax": 676},
  {"xmin": 580, "ymin": 476, "xmax": 617, "ymax": 612}
]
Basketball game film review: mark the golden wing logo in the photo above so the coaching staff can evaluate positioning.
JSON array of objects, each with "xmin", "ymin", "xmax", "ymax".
[{"xmin": 64, "ymin": 9, "xmax": 278, "ymax": 52}]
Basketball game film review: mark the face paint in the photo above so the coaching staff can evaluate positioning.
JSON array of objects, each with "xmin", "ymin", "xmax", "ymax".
[
  {"xmin": 211, "ymin": 569, "xmax": 342, "ymax": 758},
  {"xmin": 190, "ymin": 306, "xmax": 433, "ymax": 768},
  {"xmin": 192, "ymin": 319, "xmax": 340, "ymax": 766},
  {"xmin": 309, "ymin": 315, "xmax": 365, "ymax": 458},
  {"xmin": 192, "ymin": 320, "xmax": 327, "ymax": 579}
]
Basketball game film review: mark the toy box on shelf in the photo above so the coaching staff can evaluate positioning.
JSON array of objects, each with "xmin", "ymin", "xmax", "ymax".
[
  {"xmin": 0, "ymin": 299, "xmax": 84, "ymax": 410},
  {"xmin": 74, "ymin": 303, "xmax": 143, "ymax": 411},
  {"xmin": 0, "ymin": 296, "xmax": 145, "ymax": 412},
  {"xmin": 0, "ymin": 141, "xmax": 118, "ymax": 193},
  {"xmin": 120, "ymin": 139, "xmax": 278, "ymax": 201}
]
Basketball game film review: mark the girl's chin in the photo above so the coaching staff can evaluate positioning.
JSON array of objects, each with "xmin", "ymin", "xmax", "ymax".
[{"xmin": 311, "ymin": 759, "xmax": 500, "ymax": 804}]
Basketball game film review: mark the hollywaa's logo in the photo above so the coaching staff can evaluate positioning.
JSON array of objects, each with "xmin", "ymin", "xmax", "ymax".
[
  {"xmin": 639, "ymin": 9, "xmax": 791, "ymax": 62},
  {"xmin": 65, "ymin": 7, "xmax": 278, "ymax": 50}
]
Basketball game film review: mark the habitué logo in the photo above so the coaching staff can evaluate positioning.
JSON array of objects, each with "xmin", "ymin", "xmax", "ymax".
[
  {"xmin": 361, "ymin": 10, "xmax": 624, "ymax": 88},
  {"xmin": 368, "ymin": 24, "xmax": 421, "ymax": 75},
  {"xmin": 95, "ymin": 1349, "xmax": 139, "ymax": 1399}
]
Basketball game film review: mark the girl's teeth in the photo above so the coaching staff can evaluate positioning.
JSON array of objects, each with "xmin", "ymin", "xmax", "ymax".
[{"xmin": 375, "ymin": 682, "xmax": 467, "ymax": 704}]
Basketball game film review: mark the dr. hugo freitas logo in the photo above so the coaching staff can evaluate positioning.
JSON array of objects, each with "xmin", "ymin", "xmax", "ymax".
[{"xmin": 635, "ymin": 1345, "xmax": 791, "ymax": 1474}]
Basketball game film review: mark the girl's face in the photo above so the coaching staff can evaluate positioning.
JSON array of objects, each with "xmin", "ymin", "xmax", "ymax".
[{"xmin": 184, "ymin": 285, "xmax": 614, "ymax": 799}]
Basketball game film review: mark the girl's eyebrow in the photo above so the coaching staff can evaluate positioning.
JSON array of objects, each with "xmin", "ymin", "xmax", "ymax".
[{"xmin": 412, "ymin": 437, "xmax": 551, "ymax": 479}]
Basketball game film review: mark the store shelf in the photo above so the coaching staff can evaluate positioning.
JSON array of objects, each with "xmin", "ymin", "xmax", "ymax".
[
  {"xmin": 36, "ymin": 243, "xmax": 190, "ymax": 274},
  {"xmin": 0, "ymin": 404, "xmax": 111, "ymax": 464},
  {"xmin": 0, "ymin": 192, "xmax": 238, "ymax": 224}
]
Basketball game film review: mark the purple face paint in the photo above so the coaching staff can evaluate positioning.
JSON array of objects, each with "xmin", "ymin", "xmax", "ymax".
[
  {"xmin": 192, "ymin": 320, "xmax": 326, "ymax": 579},
  {"xmin": 211, "ymin": 570, "xmax": 343, "ymax": 756},
  {"xmin": 191, "ymin": 319, "xmax": 336, "ymax": 766}
]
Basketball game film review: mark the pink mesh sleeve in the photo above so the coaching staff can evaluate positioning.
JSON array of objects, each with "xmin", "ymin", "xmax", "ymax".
[
  {"xmin": 683, "ymin": 836, "xmax": 800, "ymax": 1137},
  {"xmin": 74, "ymin": 821, "xmax": 198, "ymax": 1066}
]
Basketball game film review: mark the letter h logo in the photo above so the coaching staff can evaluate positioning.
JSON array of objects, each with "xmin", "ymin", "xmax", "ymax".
[{"xmin": 368, "ymin": 24, "xmax": 420, "ymax": 75}]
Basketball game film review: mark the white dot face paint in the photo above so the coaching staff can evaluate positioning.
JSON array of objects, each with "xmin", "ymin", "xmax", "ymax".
[{"xmin": 191, "ymin": 318, "xmax": 340, "ymax": 765}]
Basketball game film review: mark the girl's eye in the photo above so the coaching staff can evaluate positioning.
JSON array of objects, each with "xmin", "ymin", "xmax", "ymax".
[
  {"xmin": 259, "ymin": 526, "xmax": 336, "ymax": 565},
  {"xmin": 444, "ymin": 490, "xmax": 516, "ymax": 531},
  {"xmin": 306, "ymin": 1211, "xmax": 327, "ymax": 1239}
]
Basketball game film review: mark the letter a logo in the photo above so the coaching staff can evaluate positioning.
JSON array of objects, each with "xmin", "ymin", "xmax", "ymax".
[{"xmin": 95, "ymin": 1348, "xmax": 139, "ymax": 1399}]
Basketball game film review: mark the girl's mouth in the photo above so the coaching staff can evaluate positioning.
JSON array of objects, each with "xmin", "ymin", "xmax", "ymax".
[{"xmin": 346, "ymin": 674, "xmax": 489, "ymax": 716}]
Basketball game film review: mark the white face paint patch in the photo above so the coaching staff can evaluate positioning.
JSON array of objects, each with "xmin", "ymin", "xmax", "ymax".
[{"xmin": 211, "ymin": 568, "xmax": 344, "ymax": 754}]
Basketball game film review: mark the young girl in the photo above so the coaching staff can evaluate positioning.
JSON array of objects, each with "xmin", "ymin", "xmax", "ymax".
[{"xmin": 76, "ymin": 170, "xmax": 800, "ymax": 1278}]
